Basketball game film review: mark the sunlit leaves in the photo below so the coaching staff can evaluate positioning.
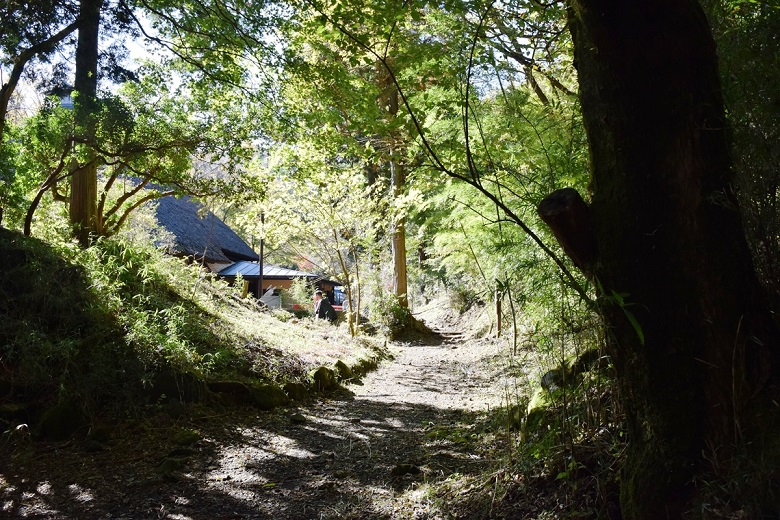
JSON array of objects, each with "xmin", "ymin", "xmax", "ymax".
[{"xmin": 134, "ymin": 0, "xmax": 291, "ymax": 97}]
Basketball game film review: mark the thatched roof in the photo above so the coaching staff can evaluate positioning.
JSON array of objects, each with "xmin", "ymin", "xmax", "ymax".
[{"xmin": 154, "ymin": 195, "xmax": 258, "ymax": 264}]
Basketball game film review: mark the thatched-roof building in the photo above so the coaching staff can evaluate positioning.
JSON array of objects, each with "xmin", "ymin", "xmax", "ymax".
[
  {"xmin": 152, "ymin": 194, "xmax": 342, "ymax": 308},
  {"xmin": 154, "ymin": 195, "xmax": 258, "ymax": 272}
]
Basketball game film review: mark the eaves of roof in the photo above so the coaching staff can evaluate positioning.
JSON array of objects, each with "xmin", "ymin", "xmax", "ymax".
[{"xmin": 218, "ymin": 261, "xmax": 319, "ymax": 280}]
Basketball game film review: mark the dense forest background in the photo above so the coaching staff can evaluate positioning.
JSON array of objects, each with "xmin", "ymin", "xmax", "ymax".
[{"xmin": 2, "ymin": 0, "xmax": 779, "ymax": 518}]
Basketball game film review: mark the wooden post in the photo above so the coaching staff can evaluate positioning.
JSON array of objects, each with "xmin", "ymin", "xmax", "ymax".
[
  {"xmin": 495, "ymin": 287, "xmax": 502, "ymax": 338},
  {"xmin": 257, "ymin": 212, "xmax": 264, "ymax": 299}
]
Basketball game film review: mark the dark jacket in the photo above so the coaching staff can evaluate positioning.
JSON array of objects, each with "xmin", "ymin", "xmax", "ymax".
[{"xmin": 315, "ymin": 297, "xmax": 337, "ymax": 322}]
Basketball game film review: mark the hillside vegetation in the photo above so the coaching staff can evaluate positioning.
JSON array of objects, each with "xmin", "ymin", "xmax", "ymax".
[{"xmin": 0, "ymin": 228, "xmax": 386, "ymax": 441}]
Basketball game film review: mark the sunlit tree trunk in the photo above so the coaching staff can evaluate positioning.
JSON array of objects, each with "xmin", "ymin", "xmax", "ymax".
[
  {"xmin": 390, "ymin": 153, "xmax": 408, "ymax": 308},
  {"xmin": 70, "ymin": 0, "xmax": 102, "ymax": 246},
  {"xmin": 378, "ymin": 59, "xmax": 409, "ymax": 308},
  {"xmin": 565, "ymin": 1, "xmax": 779, "ymax": 517}
]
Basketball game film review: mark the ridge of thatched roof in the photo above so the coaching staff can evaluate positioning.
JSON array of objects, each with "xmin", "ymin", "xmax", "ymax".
[{"xmin": 153, "ymin": 195, "xmax": 258, "ymax": 264}]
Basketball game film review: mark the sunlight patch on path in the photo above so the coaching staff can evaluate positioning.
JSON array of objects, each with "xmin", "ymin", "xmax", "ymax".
[{"xmin": 349, "ymin": 340, "xmax": 522, "ymax": 415}]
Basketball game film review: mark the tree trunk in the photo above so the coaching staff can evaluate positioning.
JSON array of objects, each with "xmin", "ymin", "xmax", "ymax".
[
  {"xmin": 566, "ymin": 1, "xmax": 779, "ymax": 517},
  {"xmin": 70, "ymin": 0, "xmax": 102, "ymax": 246},
  {"xmin": 378, "ymin": 60, "xmax": 409, "ymax": 308},
  {"xmin": 391, "ymin": 154, "xmax": 408, "ymax": 308}
]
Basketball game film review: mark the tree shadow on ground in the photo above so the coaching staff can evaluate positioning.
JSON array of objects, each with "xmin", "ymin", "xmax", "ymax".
[{"xmin": 0, "ymin": 383, "xmax": 497, "ymax": 519}]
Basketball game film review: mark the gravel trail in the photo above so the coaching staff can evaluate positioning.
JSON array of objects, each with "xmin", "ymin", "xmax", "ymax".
[{"xmin": 1, "ymin": 328, "xmax": 522, "ymax": 519}]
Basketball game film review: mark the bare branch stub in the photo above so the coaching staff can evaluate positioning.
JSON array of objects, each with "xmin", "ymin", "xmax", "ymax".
[{"xmin": 537, "ymin": 187, "xmax": 596, "ymax": 273}]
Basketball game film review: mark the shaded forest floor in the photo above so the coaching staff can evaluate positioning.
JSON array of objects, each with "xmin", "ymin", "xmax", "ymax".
[{"xmin": 0, "ymin": 304, "xmax": 619, "ymax": 519}]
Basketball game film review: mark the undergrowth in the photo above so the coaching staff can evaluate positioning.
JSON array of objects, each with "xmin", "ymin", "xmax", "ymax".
[{"xmin": 433, "ymin": 371, "xmax": 624, "ymax": 519}]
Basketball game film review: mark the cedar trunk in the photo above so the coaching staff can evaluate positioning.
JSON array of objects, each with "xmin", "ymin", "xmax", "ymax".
[
  {"xmin": 70, "ymin": 0, "xmax": 102, "ymax": 246},
  {"xmin": 567, "ymin": 1, "xmax": 779, "ymax": 517},
  {"xmin": 380, "ymin": 69, "xmax": 409, "ymax": 308},
  {"xmin": 391, "ymin": 156, "xmax": 408, "ymax": 308}
]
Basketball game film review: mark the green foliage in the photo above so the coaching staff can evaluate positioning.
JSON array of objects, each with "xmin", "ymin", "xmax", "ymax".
[
  {"xmin": 0, "ymin": 228, "xmax": 144, "ymax": 406},
  {"xmin": 58, "ymin": 235, "xmax": 213, "ymax": 374},
  {"xmin": 0, "ymin": 124, "xmax": 33, "ymax": 227},
  {"xmin": 365, "ymin": 285, "xmax": 412, "ymax": 338},
  {"xmin": 411, "ymin": 85, "xmax": 591, "ymax": 336},
  {"xmin": 1, "ymin": 102, "xmax": 71, "ymax": 230},
  {"xmin": 4, "ymin": 52, "xmax": 267, "ymax": 237},
  {"xmin": 285, "ymin": 277, "xmax": 312, "ymax": 310},
  {"xmin": 704, "ymin": 0, "xmax": 780, "ymax": 301},
  {"xmin": 0, "ymin": 227, "xmax": 305, "ymax": 416}
]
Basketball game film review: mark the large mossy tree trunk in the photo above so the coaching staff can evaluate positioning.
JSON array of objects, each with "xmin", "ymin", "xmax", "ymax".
[{"xmin": 566, "ymin": 1, "xmax": 779, "ymax": 517}]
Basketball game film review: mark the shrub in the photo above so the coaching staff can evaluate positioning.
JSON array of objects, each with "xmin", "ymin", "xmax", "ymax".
[
  {"xmin": 367, "ymin": 292, "xmax": 412, "ymax": 338},
  {"xmin": 287, "ymin": 276, "xmax": 315, "ymax": 310}
]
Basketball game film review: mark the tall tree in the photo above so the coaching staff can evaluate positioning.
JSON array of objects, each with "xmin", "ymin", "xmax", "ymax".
[
  {"xmin": 70, "ymin": 0, "xmax": 103, "ymax": 245},
  {"xmin": 377, "ymin": 59, "xmax": 409, "ymax": 307},
  {"xmin": 559, "ymin": 0, "xmax": 779, "ymax": 517}
]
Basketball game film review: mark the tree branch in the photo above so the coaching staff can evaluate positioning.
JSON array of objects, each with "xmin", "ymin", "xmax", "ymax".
[
  {"xmin": 104, "ymin": 189, "xmax": 175, "ymax": 237},
  {"xmin": 305, "ymin": 0, "xmax": 592, "ymax": 304},
  {"xmin": 0, "ymin": 19, "xmax": 80, "ymax": 144}
]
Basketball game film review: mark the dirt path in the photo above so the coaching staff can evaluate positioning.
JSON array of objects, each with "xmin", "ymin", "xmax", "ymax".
[{"xmin": 1, "ymin": 326, "xmax": 523, "ymax": 519}]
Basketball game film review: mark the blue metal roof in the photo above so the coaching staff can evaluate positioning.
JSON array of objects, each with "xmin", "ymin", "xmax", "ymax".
[{"xmin": 218, "ymin": 261, "xmax": 317, "ymax": 279}]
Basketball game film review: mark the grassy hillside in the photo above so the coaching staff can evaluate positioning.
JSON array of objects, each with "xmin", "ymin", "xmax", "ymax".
[{"xmin": 0, "ymin": 228, "xmax": 385, "ymax": 438}]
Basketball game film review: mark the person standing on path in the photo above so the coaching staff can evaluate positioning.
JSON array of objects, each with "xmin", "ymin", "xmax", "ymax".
[{"xmin": 313, "ymin": 290, "xmax": 337, "ymax": 322}]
